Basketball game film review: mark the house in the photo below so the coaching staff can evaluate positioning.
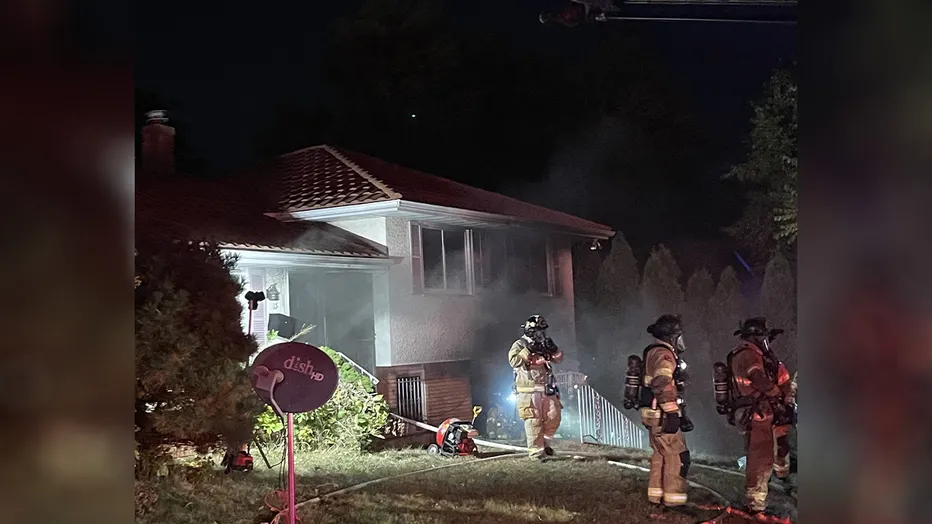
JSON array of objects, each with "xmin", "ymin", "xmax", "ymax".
[{"xmin": 136, "ymin": 111, "xmax": 615, "ymax": 425}]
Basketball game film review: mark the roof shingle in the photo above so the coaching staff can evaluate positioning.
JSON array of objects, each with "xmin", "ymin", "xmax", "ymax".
[
  {"xmin": 274, "ymin": 145, "xmax": 613, "ymax": 235},
  {"xmin": 136, "ymin": 174, "xmax": 387, "ymax": 258},
  {"xmin": 277, "ymin": 146, "xmax": 398, "ymax": 210}
]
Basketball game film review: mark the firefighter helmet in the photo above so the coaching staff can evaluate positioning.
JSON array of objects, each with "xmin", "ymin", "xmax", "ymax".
[
  {"xmin": 647, "ymin": 314, "xmax": 683, "ymax": 341},
  {"xmin": 734, "ymin": 317, "xmax": 784, "ymax": 340},
  {"xmin": 522, "ymin": 315, "xmax": 549, "ymax": 335}
]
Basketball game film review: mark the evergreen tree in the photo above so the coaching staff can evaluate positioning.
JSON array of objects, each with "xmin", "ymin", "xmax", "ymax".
[
  {"xmin": 135, "ymin": 238, "xmax": 262, "ymax": 477},
  {"xmin": 690, "ymin": 266, "xmax": 748, "ymax": 457},
  {"xmin": 684, "ymin": 268, "xmax": 715, "ymax": 363},
  {"xmin": 572, "ymin": 243, "xmax": 603, "ymax": 368},
  {"xmin": 708, "ymin": 266, "xmax": 745, "ymax": 357},
  {"xmin": 585, "ymin": 236, "xmax": 641, "ymax": 403},
  {"xmin": 595, "ymin": 236, "xmax": 640, "ymax": 320},
  {"xmin": 639, "ymin": 244, "xmax": 684, "ymax": 322},
  {"xmin": 725, "ymin": 68, "xmax": 798, "ymax": 268},
  {"xmin": 760, "ymin": 252, "xmax": 797, "ymax": 372},
  {"xmin": 681, "ymin": 267, "xmax": 721, "ymax": 458}
]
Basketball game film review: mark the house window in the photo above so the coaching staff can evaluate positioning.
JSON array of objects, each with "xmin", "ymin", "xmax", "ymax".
[
  {"xmin": 411, "ymin": 224, "xmax": 471, "ymax": 293},
  {"xmin": 508, "ymin": 236, "xmax": 552, "ymax": 295},
  {"xmin": 474, "ymin": 231, "xmax": 556, "ymax": 296},
  {"xmin": 396, "ymin": 376, "xmax": 426, "ymax": 421},
  {"xmin": 473, "ymin": 230, "xmax": 506, "ymax": 289}
]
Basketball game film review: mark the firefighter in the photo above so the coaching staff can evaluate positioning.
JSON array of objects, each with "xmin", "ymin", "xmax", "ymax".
[
  {"xmin": 640, "ymin": 314, "xmax": 691, "ymax": 512},
  {"xmin": 508, "ymin": 315, "xmax": 564, "ymax": 458},
  {"xmin": 730, "ymin": 317, "xmax": 796, "ymax": 514}
]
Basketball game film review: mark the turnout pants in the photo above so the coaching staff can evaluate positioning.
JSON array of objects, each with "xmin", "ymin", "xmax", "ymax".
[
  {"xmin": 642, "ymin": 409, "xmax": 689, "ymax": 506},
  {"xmin": 517, "ymin": 392, "xmax": 562, "ymax": 456},
  {"xmin": 745, "ymin": 419, "xmax": 792, "ymax": 512}
]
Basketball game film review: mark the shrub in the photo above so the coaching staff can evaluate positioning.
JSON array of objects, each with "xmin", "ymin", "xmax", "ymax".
[
  {"xmin": 255, "ymin": 346, "xmax": 389, "ymax": 451},
  {"xmin": 135, "ymin": 239, "xmax": 263, "ymax": 478}
]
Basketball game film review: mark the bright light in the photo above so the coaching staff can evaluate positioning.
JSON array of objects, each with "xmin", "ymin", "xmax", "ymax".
[
  {"xmin": 573, "ymin": 384, "xmax": 578, "ymax": 389},
  {"xmin": 507, "ymin": 393, "xmax": 516, "ymax": 404},
  {"xmin": 410, "ymin": 113, "xmax": 417, "ymax": 118},
  {"xmin": 679, "ymin": 361, "xmax": 688, "ymax": 370}
]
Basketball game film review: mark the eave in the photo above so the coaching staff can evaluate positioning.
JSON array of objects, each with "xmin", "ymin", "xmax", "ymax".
[
  {"xmin": 223, "ymin": 247, "xmax": 401, "ymax": 270},
  {"xmin": 267, "ymin": 200, "xmax": 615, "ymax": 240}
]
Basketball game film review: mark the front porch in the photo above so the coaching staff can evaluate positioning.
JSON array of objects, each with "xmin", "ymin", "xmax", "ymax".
[{"xmin": 228, "ymin": 249, "xmax": 395, "ymax": 374}]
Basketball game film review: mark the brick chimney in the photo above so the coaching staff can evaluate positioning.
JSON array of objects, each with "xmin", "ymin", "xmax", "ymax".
[{"xmin": 141, "ymin": 110, "xmax": 175, "ymax": 173}]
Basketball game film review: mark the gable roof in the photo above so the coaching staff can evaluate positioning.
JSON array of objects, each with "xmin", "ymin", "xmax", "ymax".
[
  {"xmin": 136, "ymin": 173, "xmax": 387, "ymax": 258},
  {"xmin": 275, "ymin": 145, "xmax": 614, "ymax": 236}
]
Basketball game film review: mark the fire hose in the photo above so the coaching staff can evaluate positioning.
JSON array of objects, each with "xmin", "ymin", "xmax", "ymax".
[
  {"xmin": 265, "ymin": 413, "xmax": 789, "ymax": 524},
  {"xmin": 266, "ymin": 452, "xmax": 524, "ymax": 524},
  {"xmin": 387, "ymin": 413, "xmax": 792, "ymax": 524},
  {"xmin": 389, "ymin": 413, "xmax": 757, "ymax": 478}
]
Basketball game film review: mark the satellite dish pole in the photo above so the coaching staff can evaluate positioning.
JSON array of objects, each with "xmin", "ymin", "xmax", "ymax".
[{"xmin": 251, "ymin": 342, "xmax": 340, "ymax": 524}]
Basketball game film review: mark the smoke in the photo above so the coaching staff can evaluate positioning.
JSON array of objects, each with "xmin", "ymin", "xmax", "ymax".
[
  {"xmin": 457, "ymin": 263, "xmax": 580, "ymax": 433},
  {"xmin": 499, "ymin": 115, "xmax": 644, "ymax": 227}
]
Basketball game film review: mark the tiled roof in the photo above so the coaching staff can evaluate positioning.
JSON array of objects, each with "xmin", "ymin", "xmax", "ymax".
[
  {"xmin": 136, "ymin": 173, "xmax": 387, "ymax": 258},
  {"xmin": 275, "ymin": 145, "xmax": 614, "ymax": 235},
  {"xmin": 277, "ymin": 146, "xmax": 399, "ymax": 210}
]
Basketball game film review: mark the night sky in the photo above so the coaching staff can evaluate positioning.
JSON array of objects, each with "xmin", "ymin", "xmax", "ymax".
[{"xmin": 137, "ymin": 0, "xmax": 796, "ymax": 271}]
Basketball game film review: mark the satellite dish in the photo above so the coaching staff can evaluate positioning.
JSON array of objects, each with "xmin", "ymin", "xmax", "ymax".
[
  {"xmin": 249, "ymin": 342, "xmax": 340, "ymax": 524},
  {"xmin": 250, "ymin": 341, "xmax": 339, "ymax": 414}
]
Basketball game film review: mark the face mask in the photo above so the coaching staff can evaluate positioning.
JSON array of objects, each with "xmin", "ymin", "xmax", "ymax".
[{"xmin": 675, "ymin": 335, "xmax": 686, "ymax": 352}]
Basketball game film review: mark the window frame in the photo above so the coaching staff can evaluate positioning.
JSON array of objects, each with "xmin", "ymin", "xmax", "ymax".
[
  {"xmin": 395, "ymin": 373, "xmax": 427, "ymax": 422},
  {"xmin": 506, "ymin": 234, "xmax": 557, "ymax": 297},
  {"xmin": 472, "ymin": 230, "xmax": 558, "ymax": 297},
  {"xmin": 410, "ymin": 223, "xmax": 476, "ymax": 295}
]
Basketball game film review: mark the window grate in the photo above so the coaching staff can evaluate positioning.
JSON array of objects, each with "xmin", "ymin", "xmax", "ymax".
[{"xmin": 396, "ymin": 376, "xmax": 426, "ymax": 421}]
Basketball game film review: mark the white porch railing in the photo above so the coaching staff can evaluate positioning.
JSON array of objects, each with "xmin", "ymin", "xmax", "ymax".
[
  {"xmin": 332, "ymin": 350, "xmax": 379, "ymax": 385},
  {"xmin": 554, "ymin": 371, "xmax": 588, "ymax": 393},
  {"xmin": 572, "ymin": 384, "xmax": 647, "ymax": 450}
]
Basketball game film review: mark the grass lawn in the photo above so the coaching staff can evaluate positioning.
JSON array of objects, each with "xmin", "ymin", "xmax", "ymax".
[{"xmin": 136, "ymin": 448, "xmax": 787, "ymax": 524}]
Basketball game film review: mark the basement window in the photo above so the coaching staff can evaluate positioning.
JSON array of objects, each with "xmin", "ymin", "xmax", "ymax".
[{"xmin": 396, "ymin": 376, "xmax": 426, "ymax": 421}]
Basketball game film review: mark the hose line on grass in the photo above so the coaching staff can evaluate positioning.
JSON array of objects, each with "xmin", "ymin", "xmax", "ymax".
[
  {"xmin": 265, "ymin": 452, "xmax": 525, "ymax": 524},
  {"xmin": 365, "ymin": 414, "xmax": 790, "ymax": 523}
]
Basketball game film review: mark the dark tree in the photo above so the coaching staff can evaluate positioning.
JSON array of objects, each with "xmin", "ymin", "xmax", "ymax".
[
  {"xmin": 682, "ymin": 267, "xmax": 730, "ymax": 458},
  {"xmin": 725, "ymin": 68, "xmax": 798, "ymax": 268},
  {"xmin": 582, "ymin": 236, "xmax": 642, "ymax": 401},
  {"xmin": 595, "ymin": 235, "xmax": 641, "ymax": 321},
  {"xmin": 708, "ymin": 266, "xmax": 745, "ymax": 357},
  {"xmin": 759, "ymin": 252, "xmax": 797, "ymax": 372},
  {"xmin": 684, "ymin": 267, "xmax": 715, "ymax": 363},
  {"xmin": 135, "ymin": 238, "xmax": 262, "ymax": 477},
  {"xmin": 691, "ymin": 266, "xmax": 748, "ymax": 457},
  {"xmin": 639, "ymin": 244, "xmax": 684, "ymax": 319}
]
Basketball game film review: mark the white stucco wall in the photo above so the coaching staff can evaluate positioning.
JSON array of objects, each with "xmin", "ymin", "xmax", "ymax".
[
  {"xmin": 328, "ymin": 217, "xmax": 388, "ymax": 246},
  {"xmin": 385, "ymin": 217, "xmax": 578, "ymax": 369},
  {"xmin": 327, "ymin": 217, "xmax": 393, "ymax": 367}
]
